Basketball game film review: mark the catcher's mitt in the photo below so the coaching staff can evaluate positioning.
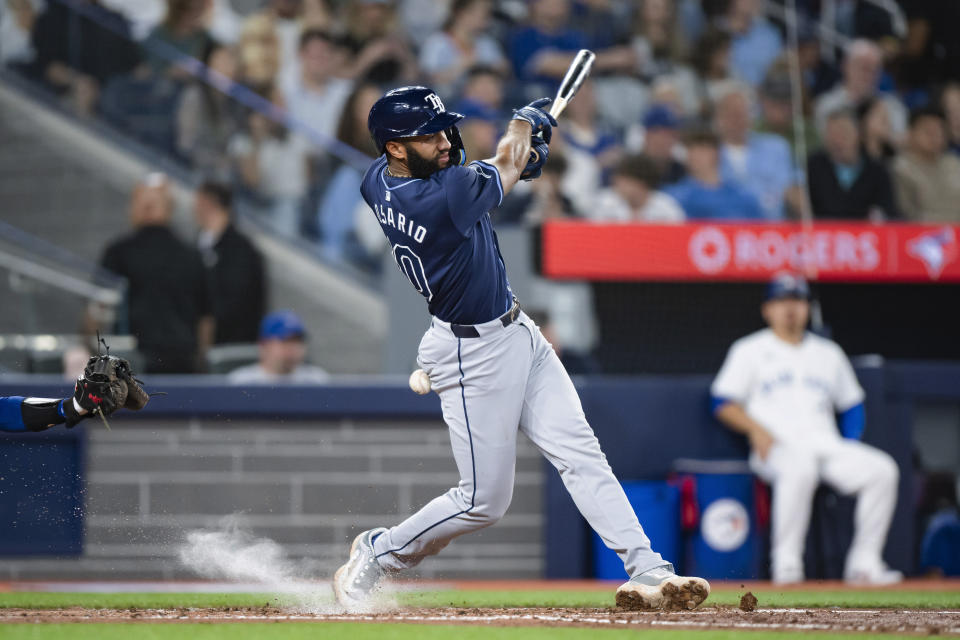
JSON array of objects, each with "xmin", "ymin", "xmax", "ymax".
[{"xmin": 69, "ymin": 355, "xmax": 150, "ymax": 427}]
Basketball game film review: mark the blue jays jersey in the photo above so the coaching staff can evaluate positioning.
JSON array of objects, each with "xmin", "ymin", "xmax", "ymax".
[{"xmin": 360, "ymin": 156, "xmax": 513, "ymax": 325}]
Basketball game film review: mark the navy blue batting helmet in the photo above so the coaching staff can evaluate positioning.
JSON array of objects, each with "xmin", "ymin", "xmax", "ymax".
[{"xmin": 368, "ymin": 86, "xmax": 466, "ymax": 163}]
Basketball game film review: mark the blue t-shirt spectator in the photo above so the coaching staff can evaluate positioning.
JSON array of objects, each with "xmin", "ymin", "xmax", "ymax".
[{"xmin": 666, "ymin": 177, "xmax": 766, "ymax": 220}]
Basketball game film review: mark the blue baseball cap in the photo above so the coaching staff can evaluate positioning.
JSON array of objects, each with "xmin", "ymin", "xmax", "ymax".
[
  {"xmin": 259, "ymin": 310, "xmax": 307, "ymax": 340},
  {"xmin": 765, "ymin": 273, "xmax": 811, "ymax": 301},
  {"xmin": 642, "ymin": 105, "xmax": 680, "ymax": 130}
]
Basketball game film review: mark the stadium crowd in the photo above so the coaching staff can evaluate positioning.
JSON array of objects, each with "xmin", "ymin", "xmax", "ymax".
[{"xmin": 3, "ymin": 0, "xmax": 960, "ymax": 274}]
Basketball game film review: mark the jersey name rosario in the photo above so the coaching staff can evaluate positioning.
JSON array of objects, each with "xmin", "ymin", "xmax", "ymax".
[{"xmin": 360, "ymin": 155, "xmax": 513, "ymax": 325}]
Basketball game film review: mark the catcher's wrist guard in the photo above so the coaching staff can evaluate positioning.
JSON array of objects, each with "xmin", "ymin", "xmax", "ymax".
[{"xmin": 19, "ymin": 397, "xmax": 70, "ymax": 431}]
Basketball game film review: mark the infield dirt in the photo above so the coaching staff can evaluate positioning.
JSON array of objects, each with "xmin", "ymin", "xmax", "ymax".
[{"xmin": 3, "ymin": 606, "xmax": 960, "ymax": 635}]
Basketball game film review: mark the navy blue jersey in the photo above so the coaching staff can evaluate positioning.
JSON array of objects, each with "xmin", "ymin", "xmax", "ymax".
[{"xmin": 360, "ymin": 156, "xmax": 513, "ymax": 325}]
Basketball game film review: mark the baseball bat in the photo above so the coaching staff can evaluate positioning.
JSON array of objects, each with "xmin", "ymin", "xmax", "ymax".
[
  {"xmin": 549, "ymin": 49, "xmax": 596, "ymax": 118},
  {"xmin": 528, "ymin": 49, "xmax": 596, "ymax": 166}
]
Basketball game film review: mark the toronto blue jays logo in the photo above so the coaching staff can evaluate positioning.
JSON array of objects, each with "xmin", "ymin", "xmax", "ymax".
[{"xmin": 907, "ymin": 227, "xmax": 957, "ymax": 279}]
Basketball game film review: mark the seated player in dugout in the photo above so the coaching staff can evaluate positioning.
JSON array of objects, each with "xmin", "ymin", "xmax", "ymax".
[
  {"xmin": 331, "ymin": 84, "xmax": 709, "ymax": 612},
  {"xmin": 711, "ymin": 273, "xmax": 902, "ymax": 585}
]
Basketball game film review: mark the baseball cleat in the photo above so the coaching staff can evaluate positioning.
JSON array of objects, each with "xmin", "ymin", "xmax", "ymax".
[
  {"xmin": 332, "ymin": 527, "xmax": 388, "ymax": 609},
  {"xmin": 844, "ymin": 563, "xmax": 903, "ymax": 586},
  {"xmin": 615, "ymin": 565, "xmax": 710, "ymax": 611}
]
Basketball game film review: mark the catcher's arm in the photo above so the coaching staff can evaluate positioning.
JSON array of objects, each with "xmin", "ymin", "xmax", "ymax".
[
  {"xmin": 1, "ymin": 395, "xmax": 90, "ymax": 433},
  {"xmin": 6, "ymin": 356, "xmax": 152, "ymax": 432}
]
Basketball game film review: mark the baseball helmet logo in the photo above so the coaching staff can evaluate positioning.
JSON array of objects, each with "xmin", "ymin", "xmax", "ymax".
[{"xmin": 424, "ymin": 93, "xmax": 445, "ymax": 113}]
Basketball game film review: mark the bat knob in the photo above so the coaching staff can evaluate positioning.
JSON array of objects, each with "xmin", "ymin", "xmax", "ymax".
[{"xmin": 529, "ymin": 149, "xmax": 540, "ymax": 164}]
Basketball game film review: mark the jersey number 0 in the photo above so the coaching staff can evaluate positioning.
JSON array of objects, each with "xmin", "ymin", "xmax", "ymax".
[{"xmin": 393, "ymin": 244, "xmax": 433, "ymax": 302}]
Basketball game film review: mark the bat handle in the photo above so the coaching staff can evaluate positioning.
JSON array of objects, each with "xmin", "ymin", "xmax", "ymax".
[{"xmin": 549, "ymin": 97, "xmax": 568, "ymax": 119}]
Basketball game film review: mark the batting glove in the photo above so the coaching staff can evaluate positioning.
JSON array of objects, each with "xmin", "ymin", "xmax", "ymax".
[
  {"xmin": 521, "ymin": 142, "xmax": 550, "ymax": 181},
  {"xmin": 512, "ymin": 98, "xmax": 558, "ymax": 145}
]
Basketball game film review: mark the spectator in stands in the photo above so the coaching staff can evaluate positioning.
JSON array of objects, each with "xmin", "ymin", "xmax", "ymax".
[
  {"xmin": 228, "ymin": 310, "xmax": 330, "ymax": 383},
  {"xmin": 194, "ymin": 181, "xmax": 266, "ymax": 344},
  {"xmin": 419, "ymin": 0, "xmax": 507, "ymax": 98},
  {"xmin": 631, "ymin": 0, "xmax": 689, "ymax": 81},
  {"xmin": 665, "ymin": 128, "xmax": 765, "ymax": 220},
  {"xmin": 856, "ymin": 97, "xmax": 898, "ymax": 166},
  {"xmin": 453, "ymin": 65, "xmax": 506, "ymax": 116},
  {"xmin": 690, "ymin": 27, "xmax": 733, "ymax": 116},
  {"xmin": 29, "ymin": 0, "xmax": 141, "ymax": 115},
  {"xmin": 1, "ymin": 0, "xmax": 39, "ymax": 66},
  {"xmin": 99, "ymin": 173, "xmax": 213, "ymax": 373},
  {"xmin": 755, "ymin": 65, "xmax": 817, "ymax": 158},
  {"xmin": 237, "ymin": 13, "xmax": 280, "ymax": 92},
  {"xmin": 555, "ymin": 79, "xmax": 622, "ymax": 216},
  {"xmin": 590, "ymin": 154, "xmax": 685, "ymax": 223},
  {"xmin": 316, "ymin": 83, "xmax": 382, "ymax": 263},
  {"xmin": 723, "ymin": 0, "xmax": 783, "ymax": 88},
  {"xmin": 570, "ymin": 0, "xmax": 631, "ymax": 52},
  {"xmin": 341, "ymin": 0, "xmax": 417, "ymax": 84},
  {"xmin": 143, "ymin": 0, "xmax": 215, "ymax": 77},
  {"xmin": 508, "ymin": 0, "xmax": 637, "ymax": 95},
  {"xmin": 714, "ymin": 81, "xmax": 794, "ymax": 219},
  {"xmin": 807, "ymin": 109, "xmax": 898, "ymax": 221},
  {"xmin": 898, "ymin": 2, "xmax": 960, "ymax": 90},
  {"xmin": 229, "ymin": 89, "xmax": 311, "ymax": 237},
  {"xmin": 893, "ymin": 107, "xmax": 960, "ymax": 223},
  {"xmin": 282, "ymin": 29, "xmax": 353, "ymax": 141},
  {"xmin": 628, "ymin": 105, "xmax": 686, "ymax": 185},
  {"xmin": 398, "ymin": 0, "xmax": 450, "ymax": 45},
  {"xmin": 629, "ymin": 0, "xmax": 698, "ymax": 115},
  {"xmin": 814, "ymin": 39, "xmax": 907, "ymax": 140},
  {"xmin": 939, "ymin": 83, "xmax": 960, "ymax": 156},
  {"xmin": 175, "ymin": 42, "xmax": 242, "ymax": 180},
  {"xmin": 247, "ymin": 0, "xmax": 311, "ymax": 92},
  {"xmin": 712, "ymin": 273, "xmax": 902, "ymax": 585}
]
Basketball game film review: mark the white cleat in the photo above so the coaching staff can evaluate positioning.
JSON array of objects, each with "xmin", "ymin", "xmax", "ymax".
[
  {"xmin": 332, "ymin": 527, "xmax": 388, "ymax": 609},
  {"xmin": 845, "ymin": 564, "xmax": 904, "ymax": 586},
  {"xmin": 615, "ymin": 565, "xmax": 711, "ymax": 611}
]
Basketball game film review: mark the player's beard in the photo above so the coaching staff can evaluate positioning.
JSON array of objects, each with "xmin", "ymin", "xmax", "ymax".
[{"xmin": 403, "ymin": 144, "xmax": 448, "ymax": 178}]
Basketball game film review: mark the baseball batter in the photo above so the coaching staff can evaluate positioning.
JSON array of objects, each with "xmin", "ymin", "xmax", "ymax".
[
  {"xmin": 712, "ymin": 274, "xmax": 901, "ymax": 584},
  {"xmin": 331, "ymin": 85, "xmax": 709, "ymax": 610}
]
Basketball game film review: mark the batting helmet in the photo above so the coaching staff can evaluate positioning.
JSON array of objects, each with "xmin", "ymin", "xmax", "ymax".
[{"xmin": 367, "ymin": 86, "xmax": 467, "ymax": 164}]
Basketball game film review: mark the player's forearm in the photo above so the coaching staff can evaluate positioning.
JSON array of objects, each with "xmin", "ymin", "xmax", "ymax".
[
  {"xmin": 714, "ymin": 402, "xmax": 768, "ymax": 438},
  {"xmin": 488, "ymin": 120, "xmax": 531, "ymax": 194}
]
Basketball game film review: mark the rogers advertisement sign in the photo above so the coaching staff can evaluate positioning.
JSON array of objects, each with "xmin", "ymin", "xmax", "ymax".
[{"xmin": 541, "ymin": 222, "xmax": 960, "ymax": 282}]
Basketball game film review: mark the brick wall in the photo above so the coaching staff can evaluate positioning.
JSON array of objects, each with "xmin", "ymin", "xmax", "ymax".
[{"xmin": 2, "ymin": 419, "xmax": 544, "ymax": 580}]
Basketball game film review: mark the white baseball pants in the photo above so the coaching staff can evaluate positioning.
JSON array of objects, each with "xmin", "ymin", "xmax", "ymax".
[
  {"xmin": 750, "ymin": 439, "xmax": 899, "ymax": 581},
  {"xmin": 371, "ymin": 311, "xmax": 666, "ymax": 577}
]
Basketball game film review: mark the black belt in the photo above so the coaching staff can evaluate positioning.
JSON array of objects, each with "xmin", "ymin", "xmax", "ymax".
[{"xmin": 449, "ymin": 298, "xmax": 521, "ymax": 338}]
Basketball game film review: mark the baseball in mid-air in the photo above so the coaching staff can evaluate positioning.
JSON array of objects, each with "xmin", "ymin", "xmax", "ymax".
[{"xmin": 409, "ymin": 369, "xmax": 431, "ymax": 394}]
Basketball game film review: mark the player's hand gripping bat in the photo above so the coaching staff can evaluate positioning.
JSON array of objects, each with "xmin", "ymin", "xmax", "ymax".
[{"xmin": 528, "ymin": 49, "xmax": 596, "ymax": 164}]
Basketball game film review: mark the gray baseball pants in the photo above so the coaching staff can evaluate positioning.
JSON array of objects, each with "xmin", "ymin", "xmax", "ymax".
[{"xmin": 371, "ymin": 310, "xmax": 666, "ymax": 578}]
